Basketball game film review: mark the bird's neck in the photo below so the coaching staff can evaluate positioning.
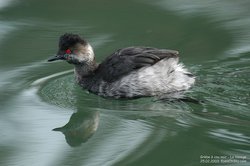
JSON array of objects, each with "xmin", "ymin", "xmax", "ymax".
[{"xmin": 74, "ymin": 61, "xmax": 98, "ymax": 84}]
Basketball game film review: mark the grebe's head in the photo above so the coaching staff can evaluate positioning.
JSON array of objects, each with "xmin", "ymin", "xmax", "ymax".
[{"xmin": 48, "ymin": 33, "xmax": 94, "ymax": 64}]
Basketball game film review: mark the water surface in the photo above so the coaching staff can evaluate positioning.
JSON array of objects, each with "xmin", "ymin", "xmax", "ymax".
[{"xmin": 0, "ymin": 0, "xmax": 249, "ymax": 166}]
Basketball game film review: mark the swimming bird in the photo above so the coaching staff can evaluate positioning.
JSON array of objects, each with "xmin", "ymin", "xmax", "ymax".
[{"xmin": 48, "ymin": 33, "xmax": 195, "ymax": 99}]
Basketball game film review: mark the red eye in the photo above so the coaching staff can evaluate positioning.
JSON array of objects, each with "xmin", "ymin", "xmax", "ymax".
[{"xmin": 65, "ymin": 49, "xmax": 71, "ymax": 54}]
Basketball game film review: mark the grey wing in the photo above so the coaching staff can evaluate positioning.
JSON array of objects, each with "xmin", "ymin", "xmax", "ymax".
[{"xmin": 97, "ymin": 47, "xmax": 179, "ymax": 82}]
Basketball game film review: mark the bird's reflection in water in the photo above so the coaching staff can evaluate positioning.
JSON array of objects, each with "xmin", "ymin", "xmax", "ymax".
[{"xmin": 53, "ymin": 110, "xmax": 99, "ymax": 147}]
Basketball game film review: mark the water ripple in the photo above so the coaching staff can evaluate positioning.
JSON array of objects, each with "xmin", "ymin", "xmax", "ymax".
[{"xmin": 209, "ymin": 129, "xmax": 250, "ymax": 146}]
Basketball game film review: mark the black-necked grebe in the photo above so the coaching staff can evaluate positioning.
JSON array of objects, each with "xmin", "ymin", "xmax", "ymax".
[{"xmin": 48, "ymin": 33, "xmax": 195, "ymax": 99}]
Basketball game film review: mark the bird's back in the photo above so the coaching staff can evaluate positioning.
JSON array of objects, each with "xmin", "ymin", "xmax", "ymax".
[{"xmin": 80, "ymin": 47, "xmax": 195, "ymax": 98}]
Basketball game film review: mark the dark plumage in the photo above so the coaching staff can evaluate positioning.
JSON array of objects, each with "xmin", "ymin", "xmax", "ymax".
[
  {"xmin": 95, "ymin": 47, "xmax": 179, "ymax": 82},
  {"xmin": 59, "ymin": 33, "xmax": 87, "ymax": 50}
]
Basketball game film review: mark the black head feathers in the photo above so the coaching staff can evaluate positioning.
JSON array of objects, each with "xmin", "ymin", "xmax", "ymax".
[{"xmin": 59, "ymin": 33, "xmax": 87, "ymax": 51}]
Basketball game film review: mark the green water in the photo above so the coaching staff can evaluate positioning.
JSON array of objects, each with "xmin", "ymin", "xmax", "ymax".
[{"xmin": 0, "ymin": 0, "xmax": 249, "ymax": 166}]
